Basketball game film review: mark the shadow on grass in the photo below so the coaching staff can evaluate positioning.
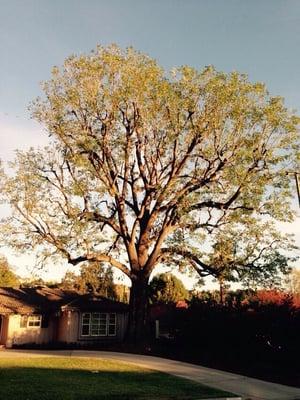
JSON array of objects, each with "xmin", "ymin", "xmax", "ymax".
[{"xmin": 0, "ymin": 366, "xmax": 232, "ymax": 400}]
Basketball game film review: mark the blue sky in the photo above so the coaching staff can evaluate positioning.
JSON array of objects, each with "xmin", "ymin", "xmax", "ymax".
[
  {"xmin": 1, "ymin": 0, "xmax": 300, "ymax": 117},
  {"xmin": 0, "ymin": 0, "xmax": 299, "ymax": 283}
]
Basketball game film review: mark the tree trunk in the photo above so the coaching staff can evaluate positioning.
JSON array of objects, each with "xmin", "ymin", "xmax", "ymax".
[
  {"xmin": 127, "ymin": 273, "xmax": 150, "ymax": 344},
  {"xmin": 219, "ymin": 280, "xmax": 224, "ymax": 305},
  {"xmin": 219, "ymin": 277, "xmax": 228, "ymax": 305}
]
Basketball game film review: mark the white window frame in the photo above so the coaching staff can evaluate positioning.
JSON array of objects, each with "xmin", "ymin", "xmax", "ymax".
[
  {"xmin": 80, "ymin": 313, "xmax": 116, "ymax": 337},
  {"xmin": 20, "ymin": 315, "xmax": 42, "ymax": 328},
  {"xmin": 28, "ymin": 315, "xmax": 42, "ymax": 327},
  {"xmin": 81, "ymin": 313, "xmax": 91, "ymax": 336}
]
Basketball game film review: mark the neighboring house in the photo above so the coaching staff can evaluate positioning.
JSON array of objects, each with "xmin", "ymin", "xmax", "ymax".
[{"xmin": 0, "ymin": 286, "xmax": 128, "ymax": 348}]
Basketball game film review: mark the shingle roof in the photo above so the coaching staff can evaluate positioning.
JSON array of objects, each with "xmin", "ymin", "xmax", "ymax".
[
  {"xmin": 0, "ymin": 287, "xmax": 128, "ymax": 315},
  {"xmin": 62, "ymin": 294, "xmax": 129, "ymax": 312}
]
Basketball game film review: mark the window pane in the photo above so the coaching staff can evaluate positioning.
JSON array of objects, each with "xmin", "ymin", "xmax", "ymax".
[
  {"xmin": 91, "ymin": 326, "xmax": 99, "ymax": 336},
  {"xmin": 91, "ymin": 315, "xmax": 100, "ymax": 324},
  {"xmin": 81, "ymin": 324, "xmax": 89, "ymax": 336},
  {"xmin": 96, "ymin": 313, "xmax": 106, "ymax": 336},
  {"xmin": 81, "ymin": 313, "xmax": 91, "ymax": 336},
  {"xmin": 99, "ymin": 326, "xmax": 106, "ymax": 335},
  {"xmin": 90, "ymin": 313, "xmax": 99, "ymax": 336},
  {"xmin": 82, "ymin": 313, "xmax": 90, "ymax": 324}
]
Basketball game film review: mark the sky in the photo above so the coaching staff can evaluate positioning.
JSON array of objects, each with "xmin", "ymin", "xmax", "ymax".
[{"xmin": 0, "ymin": 0, "xmax": 299, "ymax": 286}]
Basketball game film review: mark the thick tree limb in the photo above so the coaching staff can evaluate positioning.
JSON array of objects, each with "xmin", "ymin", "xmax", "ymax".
[{"xmin": 67, "ymin": 252, "xmax": 131, "ymax": 278}]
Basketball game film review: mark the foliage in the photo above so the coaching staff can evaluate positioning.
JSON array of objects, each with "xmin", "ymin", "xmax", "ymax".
[
  {"xmin": 20, "ymin": 277, "xmax": 58, "ymax": 288},
  {"xmin": 114, "ymin": 283, "xmax": 130, "ymax": 303},
  {"xmin": 149, "ymin": 273, "xmax": 189, "ymax": 304},
  {"xmin": 204, "ymin": 223, "xmax": 297, "ymax": 289},
  {"xmin": 0, "ymin": 256, "xmax": 19, "ymax": 287},
  {"xmin": 250, "ymin": 289, "xmax": 294, "ymax": 307},
  {"xmin": 286, "ymin": 268, "xmax": 300, "ymax": 294},
  {"xmin": 1, "ymin": 45, "xmax": 299, "ymax": 339},
  {"xmin": 60, "ymin": 262, "xmax": 116, "ymax": 298}
]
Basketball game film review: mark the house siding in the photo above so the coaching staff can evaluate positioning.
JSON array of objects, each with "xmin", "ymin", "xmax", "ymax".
[
  {"xmin": 57, "ymin": 310, "xmax": 79, "ymax": 343},
  {"xmin": 5, "ymin": 314, "xmax": 55, "ymax": 348},
  {"xmin": 57, "ymin": 311, "xmax": 128, "ymax": 344},
  {"xmin": 117, "ymin": 312, "xmax": 128, "ymax": 341}
]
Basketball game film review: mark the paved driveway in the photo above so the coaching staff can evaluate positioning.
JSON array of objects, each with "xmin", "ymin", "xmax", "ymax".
[{"xmin": 1, "ymin": 349, "xmax": 300, "ymax": 400}]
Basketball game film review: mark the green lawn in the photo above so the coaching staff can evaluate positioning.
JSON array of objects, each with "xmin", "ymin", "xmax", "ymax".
[{"xmin": 0, "ymin": 356, "xmax": 234, "ymax": 400}]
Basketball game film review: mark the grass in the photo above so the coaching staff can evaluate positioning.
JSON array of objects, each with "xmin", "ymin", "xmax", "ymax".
[{"xmin": 0, "ymin": 356, "xmax": 234, "ymax": 400}]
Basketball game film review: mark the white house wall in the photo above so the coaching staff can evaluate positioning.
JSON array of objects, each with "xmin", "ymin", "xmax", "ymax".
[
  {"xmin": 2, "ymin": 311, "xmax": 128, "ymax": 347},
  {"xmin": 5, "ymin": 315, "xmax": 55, "ymax": 348},
  {"xmin": 58, "ymin": 311, "xmax": 129, "ymax": 343}
]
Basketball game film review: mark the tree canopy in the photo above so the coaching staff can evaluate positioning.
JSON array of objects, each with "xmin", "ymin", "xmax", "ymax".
[{"xmin": 1, "ymin": 45, "xmax": 299, "ymax": 339}]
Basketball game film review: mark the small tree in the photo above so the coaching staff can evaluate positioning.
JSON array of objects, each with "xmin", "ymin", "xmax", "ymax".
[
  {"xmin": 149, "ymin": 273, "xmax": 189, "ymax": 304},
  {"xmin": 1, "ymin": 45, "xmax": 299, "ymax": 341},
  {"xmin": 60, "ymin": 262, "xmax": 116, "ymax": 298},
  {"xmin": 0, "ymin": 256, "xmax": 19, "ymax": 287},
  {"xmin": 287, "ymin": 268, "xmax": 300, "ymax": 294}
]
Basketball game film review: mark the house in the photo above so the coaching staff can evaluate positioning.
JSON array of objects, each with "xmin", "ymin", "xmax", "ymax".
[{"xmin": 0, "ymin": 286, "xmax": 128, "ymax": 348}]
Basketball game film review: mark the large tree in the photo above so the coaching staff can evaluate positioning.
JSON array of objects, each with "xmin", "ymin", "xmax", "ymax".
[{"xmin": 1, "ymin": 45, "xmax": 299, "ymax": 341}]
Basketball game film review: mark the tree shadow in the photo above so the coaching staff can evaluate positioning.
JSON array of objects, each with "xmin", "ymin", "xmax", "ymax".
[{"xmin": 0, "ymin": 365, "xmax": 231, "ymax": 400}]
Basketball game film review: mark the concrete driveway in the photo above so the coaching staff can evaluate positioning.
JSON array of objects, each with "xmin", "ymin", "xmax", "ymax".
[{"xmin": 0, "ymin": 349, "xmax": 300, "ymax": 400}]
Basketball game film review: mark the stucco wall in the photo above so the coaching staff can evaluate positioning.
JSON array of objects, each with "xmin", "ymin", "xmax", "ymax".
[
  {"xmin": 1, "ymin": 310, "xmax": 129, "ymax": 347},
  {"xmin": 57, "ymin": 310, "xmax": 79, "ymax": 343},
  {"xmin": 116, "ymin": 313, "xmax": 128, "ymax": 341},
  {"xmin": 57, "ymin": 310, "xmax": 128, "ymax": 343},
  {"xmin": 5, "ymin": 315, "xmax": 55, "ymax": 348}
]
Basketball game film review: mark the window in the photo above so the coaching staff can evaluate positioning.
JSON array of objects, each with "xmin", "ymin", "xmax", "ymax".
[
  {"xmin": 80, "ymin": 313, "xmax": 116, "ymax": 337},
  {"xmin": 28, "ymin": 315, "xmax": 42, "ymax": 327},
  {"xmin": 20, "ymin": 315, "xmax": 42, "ymax": 328},
  {"xmin": 81, "ymin": 313, "xmax": 90, "ymax": 336}
]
